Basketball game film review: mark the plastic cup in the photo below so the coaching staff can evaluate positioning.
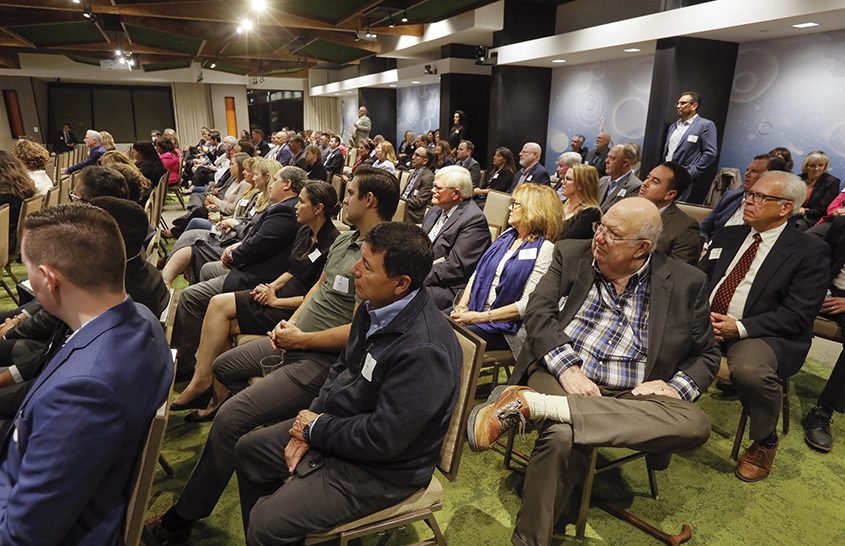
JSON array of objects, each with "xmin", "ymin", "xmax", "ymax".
[{"xmin": 260, "ymin": 354, "xmax": 284, "ymax": 377}]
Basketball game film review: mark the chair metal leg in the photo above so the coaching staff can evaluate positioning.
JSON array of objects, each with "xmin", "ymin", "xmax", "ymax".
[
  {"xmin": 575, "ymin": 448, "xmax": 599, "ymax": 541},
  {"xmin": 503, "ymin": 428, "xmax": 516, "ymax": 469},
  {"xmin": 731, "ymin": 411, "xmax": 748, "ymax": 461},
  {"xmin": 4, "ymin": 263, "xmax": 19, "ymax": 285},
  {"xmin": 0, "ymin": 276, "xmax": 18, "ymax": 305},
  {"xmin": 423, "ymin": 513, "xmax": 446, "ymax": 546},
  {"xmin": 647, "ymin": 466, "xmax": 659, "ymax": 499},
  {"xmin": 158, "ymin": 455, "xmax": 174, "ymax": 478},
  {"xmin": 782, "ymin": 377, "xmax": 790, "ymax": 434}
]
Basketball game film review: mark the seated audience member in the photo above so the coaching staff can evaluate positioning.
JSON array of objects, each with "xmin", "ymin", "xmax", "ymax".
[
  {"xmin": 398, "ymin": 130, "xmax": 415, "ymax": 167},
  {"xmin": 436, "ymin": 142, "xmax": 456, "ymax": 171},
  {"xmin": 0, "ymin": 197, "xmax": 169, "ymax": 428},
  {"xmin": 0, "ymin": 151, "xmax": 37, "ymax": 248},
  {"xmin": 236, "ymin": 139, "xmax": 257, "ymax": 158},
  {"xmin": 638, "ymin": 161, "xmax": 702, "ymax": 264},
  {"xmin": 421, "ymin": 165, "xmax": 491, "ymax": 309},
  {"xmin": 467, "ymin": 197, "xmax": 718, "ymax": 546},
  {"xmin": 552, "ymin": 151, "xmax": 582, "ymax": 195},
  {"xmin": 346, "ymin": 140, "xmax": 373, "ymax": 178},
  {"xmin": 0, "ymin": 204, "xmax": 172, "ymax": 545},
  {"xmin": 148, "ymin": 166, "xmax": 398, "ymax": 540},
  {"xmin": 132, "ymin": 140, "xmax": 167, "ymax": 188},
  {"xmin": 474, "ymin": 147, "xmax": 517, "ymax": 201},
  {"xmin": 169, "ymin": 164, "xmax": 299, "ymax": 379},
  {"xmin": 171, "ymin": 181, "xmax": 340, "ymax": 415},
  {"xmin": 303, "ymin": 144, "xmax": 327, "ymax": 181},
  {"xmin": 189, "ymin": 133, "xmax": 233, "ymax": 190},
  {"xmin": 401, "ymin": 147, "xmax": 435, "ymax": 224},
  {"xmin": 598, "ymin": 143, "xmax": 642, "ymax": 212},
  {"xmin": 322, "ymin": 135, "xmax": 344, "ymax": 178},
  {"xmin": 700, "ymin": 154, "xmax": 786, "ymax": 244},
  {"xmin": 569, "ymin": 133, "xmax": 588, "ymax": 162},
  {"xmin": 157, "ymin": 136, "xmax": 181, "ymax": 187},
  {"xmin": 512, "ymin": 142, "xmax": 551, "ymax": 190},
  {"xmin": 287, "ymin": 137, "xmax": 307, "ymax": 169},
  {"xmin": 372, "ymin": 140, "xmax": 398, "ymax": 174},
  {"xmin": 151, "ymin": 129, "xmax": 162, "ymax": 143},
  {"xmin": 252, "ymin": 129, "xmax": 270, "ymax": 157},
  {"xmin": 455, "ymin": 140, "xmax": 482, "ymax": 188},
  {"xmin": 795, "ymin": 150, "xmax": 840, "ymax": 231},
  {"xmin": 269, "ymin": 132, "xmax": 292, "ymax": 165},
  {"xmin": 100, "ymin": 130, "xmax": 116, "ymax": 151},
  {"xmin": 699, "ymin": 171, "xmax": 829, "ymax": 481},
  {"xmin": 98, "ymin": 151, "xmax": 151, "ymax": 203},
  {"xmin": 234, "ymin": 222, "xmax": 460, "ymax": 543},
  {"xmin": 585, "ymin": 131, "xmax": 611, "ymax": 177},
  {"xmin": 63, "ymin": 130, "xmax": 108, "ymax": 175},
  {"xmin": 162, "ymin": 158, "xmax": 276, "ymax": 286},
  {"xmin": 71, "ymin": 165, "xmax": 129, "ymax": 202},
  {"xmin": 559, "ymin": 163, "xmax": 602, "ymax": 240},
  {"xmin": 11, "ymin": 139, "xmax": 52, "ymax": 196},
  {"xmin": 769, "ymin": 146, "xmax": 794, "ymax": 172},
  {"xmin": 56, "ymin": 122, "xmax": 78, "ymax": 153},
  {"xmin": 452, "ymin": 183, "xmax": 562, "ymax": 358}
]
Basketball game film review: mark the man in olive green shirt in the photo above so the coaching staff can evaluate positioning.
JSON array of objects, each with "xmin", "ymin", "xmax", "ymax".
[{"xmin": 150, "ymin": 166, "xmax": 399, "ymax": 540}]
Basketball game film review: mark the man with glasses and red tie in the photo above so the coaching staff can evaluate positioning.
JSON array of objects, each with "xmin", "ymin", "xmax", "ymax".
[
  {"xmin": 699, "ymin": 171, "xmax": 829, "ymax": 482},
  {"xmin": 401, "ymin": 147, "xmax": 435, "ymax": 224}
]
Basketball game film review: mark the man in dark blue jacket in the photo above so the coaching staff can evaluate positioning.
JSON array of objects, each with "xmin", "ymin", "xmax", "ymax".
[{"xmin": 234, "ymin": 222, "xmax": 461, "ymax": 544}]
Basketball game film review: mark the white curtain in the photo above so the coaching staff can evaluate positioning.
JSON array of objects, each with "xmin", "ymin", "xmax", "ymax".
[
  {"xmin": 171, "ymin": 83, "xmax": 213, "ymax": 146},
  {"xmin": 303, "ymin": 86, "xmax": 340, "ymax": 133}
]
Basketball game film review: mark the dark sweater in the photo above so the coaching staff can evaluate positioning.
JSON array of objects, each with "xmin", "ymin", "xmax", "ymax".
[{"xmin": 309, "ymin": 289, "xmax": 461, "ymax": 488}]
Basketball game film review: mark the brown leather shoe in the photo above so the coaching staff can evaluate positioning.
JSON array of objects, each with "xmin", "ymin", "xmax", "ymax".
[
  {"xmin": 467, "ymin": 385, "xmax": 534, "ymax": 452},
  {"xmin": 735, "ymin": 440, "xmax": 778, "ymax": 482}
]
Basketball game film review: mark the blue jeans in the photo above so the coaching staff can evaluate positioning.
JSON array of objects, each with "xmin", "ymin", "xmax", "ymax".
[{"xmin": 186, "ymin": 218, "xmax": 213, "ymax": 231}]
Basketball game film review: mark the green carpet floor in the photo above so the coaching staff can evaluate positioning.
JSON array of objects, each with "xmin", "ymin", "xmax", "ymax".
[{"xmin": 148, "ymin": 358, "xmax": 845, "ymax": 545}]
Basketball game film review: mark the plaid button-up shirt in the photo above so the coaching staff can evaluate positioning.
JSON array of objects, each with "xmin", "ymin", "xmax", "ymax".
[{"xmin": 544, "ymin": 258, "xmax": 699, "ymax": 401}]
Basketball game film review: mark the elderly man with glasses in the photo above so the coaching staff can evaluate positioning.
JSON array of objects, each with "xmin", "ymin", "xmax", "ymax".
[
  {"xmin": 698, "ymin": 171, "xmax": 829, "ymax": 482},
  {"xmin": 467, "ymin": 196, "xmax": 719, "ymax": 546}
]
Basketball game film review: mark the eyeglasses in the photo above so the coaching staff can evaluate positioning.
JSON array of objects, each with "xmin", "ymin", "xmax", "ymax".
[
  {"xmin": 743, "ymin": 190, "xmax": 787, "ymax": 204},
  {"xmin": 592, "ymin": 222, "xmax": 645, "ymax": 244},
  {"xmin": 508, "ymin": 200, "xmax": 522, "ymax": 210},
  {"xmin": 413, "ymin": 152, "xmax": 427, "ymax": 158},
  {"xmin": 433, "ymin": 184, "xmax": 456, "ymax": 193}
]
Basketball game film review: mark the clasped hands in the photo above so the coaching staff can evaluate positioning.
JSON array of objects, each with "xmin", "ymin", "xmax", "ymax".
[
  {"xmin": 251, "ymin": 283, "xmax": 276, "ymax": 306},
  {"xmin": 559, "ymin": 365, "xmax": 680, "ymax": 399},
  {"xmin": 710, "ymin": 312, "xmax": 739, "ymax": 342},
  {"xmin": 285, "ymin": 409, "xmax": 320, "ymax": 473},
  {"xmin": 269, "ymin": 320, "xmax": 308, "ymax": 351}
]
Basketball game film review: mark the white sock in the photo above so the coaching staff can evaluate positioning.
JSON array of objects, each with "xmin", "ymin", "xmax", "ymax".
[{"xmin": 522, "ymin": 391, "xmax": 571, "ymax": 423}]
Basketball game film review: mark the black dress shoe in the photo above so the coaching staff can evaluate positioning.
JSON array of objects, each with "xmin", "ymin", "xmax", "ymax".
[
  {"xmin": 802, "ymin": 406, "xmax": 833, "ymax": 452},
  {"xmin": 146, "ymin": 518, "xmax": 192, "ymax": 544},
  {"xmin": 170, "ymin": 388, "xmax": 213, "ymax": 412},
  {"xmin": 184, "ymin": 406, "xmax": 219, "ymax": 423}
]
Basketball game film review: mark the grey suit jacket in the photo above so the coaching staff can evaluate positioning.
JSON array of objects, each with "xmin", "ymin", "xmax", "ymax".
[
  {"xmin": 512, "ymin": 240, "xmax": 719, "ymax": 394},
  {"xmin": 658, "ymin": 202, "xmax": 703, "ymax": 265},
  {"xmin": 456, "ymin": 157, "xmax": 482, "ymax": 188},
  {"xmin": 403, "ymin": 167, "xmax": 434, "ymax": 224},
  {"xmin": 421, "ymin": 200, "xmax": 491, "ymax": 309},
  {"xmin": 598, "ymin": 171, "xmax": 642, "ymax": 212}
]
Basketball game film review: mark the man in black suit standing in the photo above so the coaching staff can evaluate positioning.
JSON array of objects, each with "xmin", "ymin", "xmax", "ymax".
[
  {"xmin": 638, "ymin": 161, "xmax": 702, "ymax": 264},
  {"xmin": 322, "ymin": 135, "xmax": 344, "ymax": 179},
  {"xmin": 699, "ymin": 171, "xmax": 829, "ymax": 481},
  {"xmin": 421, "ymin": 165, "xmax": 491, "ymax": 309},
  {"xmin": 466, "ymin": 197, "xmax": 718, "ymax": 546},
  {"xmin": 585, "ymin": 131, "xmax": 611, "ymax": 177},
  {"xmin": 55, "ymin": 123, "xmax": 77, "ymax": 153},
  {"xmin": 454, "ymin": 140, "xmax": 482, "ymax": 189}
]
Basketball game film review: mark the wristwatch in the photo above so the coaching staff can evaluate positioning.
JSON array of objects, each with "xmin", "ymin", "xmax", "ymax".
[{"xmin": 302, "ymin": 421, "xmax": 313, "ymax": 443}]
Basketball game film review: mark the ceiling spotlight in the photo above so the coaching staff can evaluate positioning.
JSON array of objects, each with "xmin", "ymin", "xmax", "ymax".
[
  {"xmin": 115, "ymin": 49, "xmax": 122, "ymax": 56},
  {"xmin": 240, "ymin": 19, "xmax": 253, "ymax": 32},
  {"xmin": 388, "ymin": 14, "xmax": 395, "ymax": 28},
  {"xmin": 250, "ymin": 0, "xmax": 267, "ymax": 11},
  {"xmin": 551, "ymin": 59, "xmax": 566, "ymax": 63},
  {"xmin": 623, "ymin": 48, "xmax": 641, "ymax": 53},
  {"xmin": 401, "ymin": 10, "xmax": 408, "ymax": 23},
  {"xmin": 792, "ymin": 22, "xmax": 819, "ymax": 29},
  {"xmin": 118, "ymin": 56, "xmax": 126, "ymax": 64},
  {"xmin": 210, "ymin": 62, "xmax": 217, "ymax": 68},
  {"xmin": 127, "ymin": 59, "xmax": 135, "ymax": 67},
  {"xmin": 71, "ymin": 0, "xmax": 80, "ymax": 4},
  {"xmin": 82, "ymin": 6, "xmax": 92, "ymax": 18}
]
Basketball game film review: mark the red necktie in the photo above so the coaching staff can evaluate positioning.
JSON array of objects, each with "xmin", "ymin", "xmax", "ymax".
[{"xmin": 711, "ymin": 233, "xmax": 762, "ymax": 315}]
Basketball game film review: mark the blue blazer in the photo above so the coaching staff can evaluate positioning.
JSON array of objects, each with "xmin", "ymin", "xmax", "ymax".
[
  {"xmin": 700, "ymin": 188, "xmax": 743, "ymax": 241},
  {"xmin": 0, "ymin": 298, "xmax": 173, "ymax": 546},
  {"xmin": 664, "ymin": 115, "xmax": 718, "ymax": 180},
  {"xmin": 509, "ymin": 162, "xmax": 551, "ymax": 191}
]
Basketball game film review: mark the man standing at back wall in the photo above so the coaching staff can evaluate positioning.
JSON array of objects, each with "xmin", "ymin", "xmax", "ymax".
[{"xmin": 663, "ymin": 91, "xmax": 718, "ymax": 202}]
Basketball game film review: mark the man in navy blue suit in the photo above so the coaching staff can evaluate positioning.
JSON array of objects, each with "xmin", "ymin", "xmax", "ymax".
[
  {"xmin": 663, "ymin": 91, "xmax": 718, "ymax": 202},
  {"xmin": 0, "ymin": 204, "xmax": 173, "ymax": 545},
  {"xmin": 511, "ymin": 142, "xmax": 551, "ymax": 190}
]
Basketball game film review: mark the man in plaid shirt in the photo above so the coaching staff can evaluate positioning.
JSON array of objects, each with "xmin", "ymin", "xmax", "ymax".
[{"xmin": 467, "ymin": 197, "xmax": 720, "ymax": 546}]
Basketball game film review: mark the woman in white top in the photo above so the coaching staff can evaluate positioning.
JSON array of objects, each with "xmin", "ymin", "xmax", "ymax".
[
  {"xmin": 372, "ymin": 141, "xmax": 397, "ymax": 174},
  {"xmin": 452, "ymin": 183, "xmax": 563, "ymax": 357},
  {"xmin": 12, "ymin": 139, "xmax": 53, "ymax": 196}
]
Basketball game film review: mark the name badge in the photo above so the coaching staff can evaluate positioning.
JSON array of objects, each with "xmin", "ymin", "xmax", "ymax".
[
  {"xmin": 12, "ymin": 427, "xmax": 17, "ymax": 443},
  {"xmin": 617, "ymin": 189, "xmax": 627, "ymax": 198},
  {"xmin": 687, "ymin": 134, "xmax": 699, "ymax": 143},
  {"xmin": 433, "ymin": 256, "xmax": 445, "ymax": 265},
  {"xmin": 238, "ymin": 198, "xmax": 249, "ymax": 207},
  {"xmin": 558, "ymin": 296, "xmax": 568, "ymax": 311},
  {"xmin": 308, "ymin": 248, "xmax": 321, "ymax": 263},
  {"xmin": 518, "ymin": 247, "xmax": 538, "ymax": 260},
  {"xmin": 527, "ymin": 175, "xmax": 533, "ymax": 181},
  {"xmin": 332, "ymin": 275, "xmax": 350, "ymax": 293},
  {"xmin": 709, "ymin": 248, "xmax": 722, "ymax": 260},
  {"xmin": 362, "ymin": 353, "xmax": 377, "ymax": 381},
  {"xmin": 491, "ymin": 173, "xmax": 499, "ymax": 179}
]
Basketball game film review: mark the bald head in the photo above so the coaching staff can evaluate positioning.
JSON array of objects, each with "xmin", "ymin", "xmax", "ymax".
[
  {"xmin": 595, "ymin": 132, "xmax": 611, "ymax": 150},
  {"xmin": 602, "ymin": 197, "xmax": 663, "ymax": 251},
  {"xmin": 519, "ymin": 142, "xmax": 542, "ymax": 168}
]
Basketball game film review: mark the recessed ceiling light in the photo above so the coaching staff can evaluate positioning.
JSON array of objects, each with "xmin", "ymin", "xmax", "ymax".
[
  {"xmin": 623, "ymin": 48, "xmax": 641, "ymax": 53},
  {"xmin": 71, "ymin": 0, "xmax": 80, "ymax": 4},
  {"xmin": 240, "ymin": 19, "xmax": 253, "ymax": 32},
  {"xmin": 411, "ymin": 80, "xmax": 420, "ymax": 84},
  {"xmin": 250, "ymin": 0, "xmax": 267, "ymax": 11},
  {"xmin": 792, "ymin": 22, "xmax": 819, "ymax": 29},
  {"xmin": 334, "ymin": 93, "xmax": 339, "ymax": 96},
  {"xmin": 551, "ymin": 59, "xmax": 566, "ymax": 63},
  {"xmin": 389, "ymin": 84, "xmax": 396, "ymax": 87},
  {"xmin": 127, "ymin": 59, "xmax": 134, "ymax": 67},
  {"xmin": 115, "ymin": 49, "xmax": 122, "ymax": 56}
]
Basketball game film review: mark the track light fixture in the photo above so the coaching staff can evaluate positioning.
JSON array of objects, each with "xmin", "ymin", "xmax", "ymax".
[
  {"xmin": 82, "ymin": 5, "xmax": 93, "ymax": 18},
  {"xmin": 401, "ymin": 10, "xmax": 408, "ymax": 23}
]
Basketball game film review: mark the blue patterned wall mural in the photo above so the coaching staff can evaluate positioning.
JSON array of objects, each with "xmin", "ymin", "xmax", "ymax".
[
  {"xmin": 396, "ymin": 83, "xmax": 440, "ymax": 146},
  {"xmin": 545, "ymin": 56, "xmax": 654, "ymax": 172},
  {"xmin": 720, "ymin": 30, "xmax": 845, "ymax": 179}
]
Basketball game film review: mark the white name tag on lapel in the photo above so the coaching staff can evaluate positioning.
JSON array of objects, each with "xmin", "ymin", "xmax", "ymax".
[
  {"xmin": 238, "ymin": 198, "xmax": 249, "ymax": 207},
  {"xmin": 12, "ymin": 427, "xmax": 17, "ymax": 443},
  {"xmin": 362, "ymin": 353, "xmax": 377, "ymax": 381},
  {"xmin": 332, "ymin": 275, "xmax": 350, "ymax": 293},
  {"xmin": 558, "ymin": 296, "xmax": 568, "ymax": 311},
  {"xmin": 433, "ymin": 256, "xmax": 445, "ymax": 265},
  {"xmin": 308, "ymin": 248, "xmax": 321, "ymax": 263},
  {"xmin": 527, "ymin": 175, "xmax": 533, "ymax": 181},
  {"xmin": 518, "ymin": 248, "xmax": 538, "ymax": 260},
  {"xmin": 709, "ymin": 248, "xmax": 722, "ymax": 260},
  {"xmin": 617, "ymin": 189, "xmax": 627, "ymax": 198},
  {"xmin": 687, "ymin": 134, "xmax": 699, "ymax": 143}
]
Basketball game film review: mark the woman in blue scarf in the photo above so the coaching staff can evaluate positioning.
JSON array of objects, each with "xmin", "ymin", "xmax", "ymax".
[{"xmin": 451, "ymin": 183, "xmax": 563, "ymax": 356}]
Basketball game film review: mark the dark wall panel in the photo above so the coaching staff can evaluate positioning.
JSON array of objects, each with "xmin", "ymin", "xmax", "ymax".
[
  {"xmin": 359, "ymin": 87, "xmax": 396, "ymax": 145},
  {"xmin": 440, "ymin": 73, "xmax": 491, "ymax": 165}
]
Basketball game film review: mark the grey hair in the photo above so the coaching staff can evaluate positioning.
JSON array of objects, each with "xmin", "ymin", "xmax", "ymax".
[
  {"xmin": 559, "ymin": 151, "xmax": 582, "ymax": 165},
  {"xmin": 222, "ymin": 135, "xmax": 238, "ymax": 148},
  {"xmin": 762, "ymin": 171, "xmax": 806, "ymax": 217},
  {"xmin": 85, "ymin": 130, "xmax": 102, "ymax": 143},
  {"xmin": 278, "ymin": 165, "xmax": 308, "ymax": 193},
  {"xmin": 434, "ymin": 165, "xmax": 473, "ymax": 200}
]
